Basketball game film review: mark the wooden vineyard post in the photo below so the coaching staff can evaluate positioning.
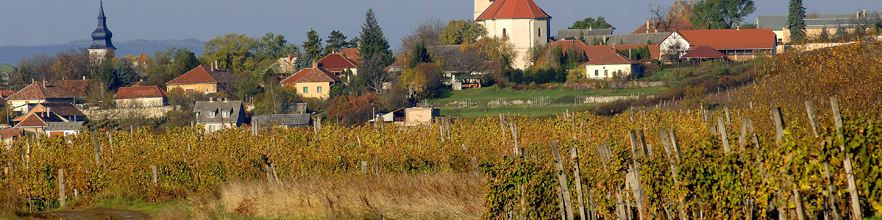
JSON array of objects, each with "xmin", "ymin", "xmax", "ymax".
[
  {"xmin": 718, "ymin": 117, "xmax": 731, "ymax": 153},
  {"xmin": 151, "ymin": 165, "xmax": 158, "ymax": 186},
  {"xmin": 627, "ymin": 131, "xmax": 646, "ymax": 220},
  {"xmin": 824, "ymin": 162, "xmax": 843, "ymax": 220},
  {"xmin": 669, "ymin": 128, "xmax": 683, "ymax": 161},
  {"xmin": 361, "ymin": 161, "xmax": 368, "ymax": 175},
  {"xmin": 831, "ymin": 96, "xmax": 862, "ymax": 219},
  {"xmin": 551, "ymin": 141, "xmax": 574, "ymax": 220},
  {"xmin": 659, "ymin": 129, "xmax": 686, "ymax": 220},
  {"xmin": 805, "ymin": 101, "xmax": 820, "ymax": 137},
  {"xmin": 629, "ymin": 130, "xmax": 641, "ymax": 158},
  {"xmin": 772, "ymin": 107, "xmax": 785, "ymax": 144},
  {"xmin": 92, "ymin": 133, "xmax": 101, "ymax": 166},
  {"xmin": 638, "ymin": 130, "xmax": 651, "ymax": 158},
  {"xmin": 510, "ymin": 123, "xmax": 523, "ymax": 159},
  {"xmin": 499, "ymin": 114, "xmax": 506, "ymax": 141},
  {"xmin": 108, "ymin": 133, "xmax": 115, "ymax": 156},
  {"xmin": 739, "ymin": 117, "xmax": 749, "ymax": 150},
  {"xmin": 58, "ymin": 169, "xmax": 65, "ymax": 207},
  {"xmin": 470, "ymin": 157, "xmax": 480, "ymax": 176},
  {"xmin": 570, "ymin": 146, "xmax": 589, "ymax": 220}
]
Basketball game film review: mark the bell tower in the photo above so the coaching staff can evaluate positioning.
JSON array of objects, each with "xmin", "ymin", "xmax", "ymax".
[
  {"xmin": 88, "ymin": 0, "xmax": 116, "ymax": 60},
  {"xmin": 474, "ymin": 0, "xmax": 494, "ymax": 20}
]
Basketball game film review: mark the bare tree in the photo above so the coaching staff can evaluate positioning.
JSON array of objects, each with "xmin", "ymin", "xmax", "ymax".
[
  {"xmin": 648, "ymin": 4, "xmax": 674, "ymax": 33},
  {"xmin": 398, "ymin": 18, "xmax": 446, "ymax": 56}
]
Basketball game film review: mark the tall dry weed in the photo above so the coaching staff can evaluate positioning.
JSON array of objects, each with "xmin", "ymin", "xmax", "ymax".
[{"xmin": 219, "ymin": 173, "xmax": 484, "ymax": 219}]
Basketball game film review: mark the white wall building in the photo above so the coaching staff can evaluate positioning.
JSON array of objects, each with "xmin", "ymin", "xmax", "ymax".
[{"xmin": 475, "ymin": 0, "xmax": 551, "ymax": 69}]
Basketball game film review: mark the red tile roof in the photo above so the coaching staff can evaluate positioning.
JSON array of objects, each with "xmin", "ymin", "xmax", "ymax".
[
  {"xmin": 0, "ymin": 90, "xmax": 15, "ymax": 98},
  {"xmin": 281, "ymin": 67, "xmax": 344, "ymax": 84},
  {"xmin": 549, "ymin": 40, "xmax": 660, "ymax": 60},
  {"xmin": 631, "ymin": 20, "xmax": 694, "ymax": 34},
  {"xmin": 0, "ymin": 128, "xmax": 22, "ymax": 139},
  {"xmin": 54, "ymin": 79, "xmax": 91, "ymax": 97},
  {"xmin": 317, "ymin": 54, "xmax": 358, "ymax": 72},
  {"xmin": 339, "ymin": 48, "xmax": 360, "ymax": 63},
  {"xmin": 583, "ymin": 49, "xmax": 640, "ymax": 65},
  {"xmin": 476, "ymin": 0, "xmax": 550, "ymax": 20},
  {"xmin": 7, "ymin": 81, "xmax": 78, "ymax": 100},
  {"xmin": 166, "ymin": 65, "xmax": 237, "ymax": 85},
  {"xmin": 675, "ymin": 29, "xmax": 777, "ymax": 50},
  {"xmin": 682, "ymin": 46, "xmax": 728, "ymax": 59},
  {"xmin": 14, "ymin": 103, "xmax": 85, "ymax": 122},
  {"xmin": 15, "ymin": 114, "xmax": 47, "ymax": 127},
  {"xmin": 113, "ymin": 86, "xmax": 169, "ymax": 99}
]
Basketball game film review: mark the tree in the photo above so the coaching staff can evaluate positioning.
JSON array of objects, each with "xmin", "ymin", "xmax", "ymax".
[
  {"xmin": 255, "ymin": 32, "xmax": 298, "ymax": 61},
  {"xmin": 569, "ymin": 17, "xmax": 615, "ymax": 29},
  {"xmin": 324, "ymin": 30, "xmax": 350, "ymax": 55},
  {"xmin": 788, "ymin": 0, "xmax": 806, "ymax": 42},
  {"xmin": 398, "ymin": 63, "xmax": 444, "ymax": 100},
  {"xmin": 399, "ymin": 18, "xmax": 446, "ymax": 55},
  {"xmin": 438, "ymin": 20, "xmax": 488, "ymax": 45},
  {"xmin": 357, "ymin": 9, "xmax": 395, "ymax": 92},
  {"xmin": 407, "ymin": 42, "xmax": 432, "ymax": 69},
  {"xmin": 669, "ymin": 0, "xmax": 696, "ymax": 20},
  {"xmin": 172, "ymin": 48, "xmax": 200, "ymax": 75},
  {"xmin": 203, "ymin": 33, "xmax": 258, "ymax": 72},
  {"xmin": 476, "ymin": 36, "xmax": 516, "ymax": 69},
  {"xmin": 689, "ymin": 0, "xmax": 756, "ymax": 29},
  {"xmin": 303, "ymin": 29, "xmax": 324, "ymax": 62}
]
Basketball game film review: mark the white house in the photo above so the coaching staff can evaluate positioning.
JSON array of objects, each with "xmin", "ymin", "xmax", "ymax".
[
  {"xmin": 113, "ymin": 85, "xmax": 169, "ymax": 107},
  {"xmin": 475, "ymin": 0, "xmax": 551, "ymax": 69},
  {"xmin": 583, "ymin": 49, "xmax": 642, "ymax": 80},
  {"xmin": 659, "ymin": 29, "xmax": 777, "ymax": 61}
]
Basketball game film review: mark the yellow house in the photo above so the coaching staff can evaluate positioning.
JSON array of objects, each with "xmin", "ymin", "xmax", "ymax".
[
  {"xmin": 281, "ymin": 66, "xmax": 344, "ymax": 99},
  {"xmin": 166, "ymin": 65, "xmax": 236, "ymax": 95}
]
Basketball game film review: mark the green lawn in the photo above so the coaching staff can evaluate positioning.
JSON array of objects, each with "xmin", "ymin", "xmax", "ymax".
[
  {"xmin": 426, "ymin": 85, "xmax": 666, "ymax": 118},
  {"xmin": 428, "ymin": 85, "xmax": 664, "ymax": 104}
]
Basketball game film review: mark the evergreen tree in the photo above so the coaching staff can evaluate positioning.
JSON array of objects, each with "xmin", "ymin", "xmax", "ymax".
[
  {"xmin": 407, "ymin": 41, "xmax": 431, "ymax": 69},
  {"xmin": 357, "ymin": 9, "xmax": 395, "ymax": 92},
  {"xmin": 303, "ymin": 29, "xmax": 323, "ymax": 62},
  {"xmin": 788, "ymin": 0, "xmax": 806, "ymax": 42},
  {"xmin": 325, "ymin": 30, "xmax": 350, "ymax": 55},
  {"xmin": 293, "ymin": 52, "xmax": 312, "ymax": 72}
]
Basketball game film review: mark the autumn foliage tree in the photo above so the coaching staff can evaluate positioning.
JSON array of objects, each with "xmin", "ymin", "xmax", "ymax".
[{"xmin": 327, "ymin": 93, "xmax": 378, "ymax": 126}]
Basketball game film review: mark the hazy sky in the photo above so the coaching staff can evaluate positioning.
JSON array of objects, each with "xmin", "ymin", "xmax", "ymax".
[{"xmin": 1, "ymin": 0, "xmax": 878, "ymax": 51}]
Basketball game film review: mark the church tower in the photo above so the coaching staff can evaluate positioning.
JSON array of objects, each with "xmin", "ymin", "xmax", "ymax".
[
  {"xmin": 474, "ymin": 0, "xmax": 495, "ymax": 20},
  {"xmin": 88, "ymin": 0, "xmax": 115, "ymax": 60},
  {"xmin": 475, "ymin": 0, "xmax": 551, "ymax": 69}
]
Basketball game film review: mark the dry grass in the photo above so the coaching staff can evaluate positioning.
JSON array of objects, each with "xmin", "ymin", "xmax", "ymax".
[{"xmin": 219, "ymin": 173, "xmax": 485, "ymax": 219}]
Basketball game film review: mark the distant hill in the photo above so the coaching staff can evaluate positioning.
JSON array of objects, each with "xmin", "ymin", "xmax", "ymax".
[{"xmin": 0, "ymin": 39, "xmax": 205, "ymax": 64}]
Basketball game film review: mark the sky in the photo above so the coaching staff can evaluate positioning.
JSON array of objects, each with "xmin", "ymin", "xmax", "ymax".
[{"xmin": 1, "ymin": 0, "xmax": 879, "ymax": 52}]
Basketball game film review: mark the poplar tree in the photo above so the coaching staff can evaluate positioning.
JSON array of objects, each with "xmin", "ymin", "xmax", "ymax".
[{"xmin": 788, "ymin": 0, "xmax": 806, "ymax": 42}]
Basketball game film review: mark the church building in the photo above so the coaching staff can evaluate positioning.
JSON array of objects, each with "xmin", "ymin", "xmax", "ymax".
[
  {"xmin": 474, "ymin": 0, "xmax": 551, "ymax": 69},
  {"xmin": 88, "ymin": 1, "xmax": 116, "ymax": 60}
]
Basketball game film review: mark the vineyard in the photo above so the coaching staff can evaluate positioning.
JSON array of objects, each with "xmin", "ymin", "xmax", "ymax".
[{"xmin": 1, "ymin": 42, "xmax": 881, "ymax": 219}]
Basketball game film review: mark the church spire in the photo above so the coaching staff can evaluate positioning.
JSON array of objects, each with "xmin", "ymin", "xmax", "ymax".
[{"xmin": 89, "ymin": 0, "xmax": 115, "ymax": 50}]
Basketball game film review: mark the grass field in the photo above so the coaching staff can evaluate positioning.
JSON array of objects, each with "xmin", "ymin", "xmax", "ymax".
[{"xmin": 426, "ymin": 85, "xmax": 664, "ymax": 117}]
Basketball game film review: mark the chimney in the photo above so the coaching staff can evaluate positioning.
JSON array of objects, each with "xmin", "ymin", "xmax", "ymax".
[
  {"xmin": 210, "ymin": 97, "xmax": 214, "ymax": 102},
  {"xmin": 288, "ymin": 54, "xmax": 294, "ymax": 62},
  {"xmin": 312, "ymin": 61, "xmax": 317, "ymax": 69},
  {"xmin": 213, "ymin": 60, "xmax": 219, "ymax": 71},
  {"xmin": 646, "ymin": 19, "xmax": 650, "ymax": 33},
  {"xmin": 83, "ymin": 76, "xmax": 86, "ymax": 80}
]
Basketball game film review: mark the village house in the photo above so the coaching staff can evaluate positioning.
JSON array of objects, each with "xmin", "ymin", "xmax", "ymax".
[
  {"xmin": 548, "ymin": 40, "xmax": 661, "ymax": 61},
  {"xmin": 252, "ymin": 114, "xmax": 311, "ymax": 129},
  {"xmin": 557, "ymin": 28, "xmax": 615, "ymax": 41},
  {"xmin": 659, "ymin": 29, "xmax": 777, "ymax": 61},
  {"xmin": 280, "ymin": 64, "xmax": 345, "ymax": 99},
  {"xmin": 194, "ymin": 98, "xmax": 246, "ymax": 133},
  {"xmin": 271, "ymin": 54, "xmax": 298, "ymax": 74},
  {"xmin": 12, "ymin": 103, "xmax": 86, "ymax": 135},
  {"xmin": 475, "ymin": 0, "xmax": 551, "ymax": 69},
  {"xmin": 113, "ymin": 85, "xmax": 169, "ymax": 107},
  {"xmin": 758, "ymin": 10, "xmax": 870, "ymax": 44},
  {"xmin": 166, "ymin": 65, "xmax": 237, "ymax": 96},
  {"xmin": 0, "ymin": 128, "xmax": 23, "ymax": 149},
  {"xmin": 374, "ymin": 107, "xmax": 441, "ymax": 126},
  {"xmin": 680, "ymin": 46, "xmax": 729, "ymax": 63},
  {"xmin": 54, "ymin": 77, "xmax": 91, "ymax": 98},
  {"xmin": 583, "ymin": 49, "xmax": 642, "ymax": 80},
  {"xmin": 316, "ymin": 53, "xmax": 358, "ymax": 78},
  {"xmin": 6, "ymin": 81, "xmax": 78, "ymax": 113}
]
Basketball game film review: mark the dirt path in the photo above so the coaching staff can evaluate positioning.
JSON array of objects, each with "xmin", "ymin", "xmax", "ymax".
[{"xmin": 20, "ymin": 208, "xmax": 149, "ymax": 220}]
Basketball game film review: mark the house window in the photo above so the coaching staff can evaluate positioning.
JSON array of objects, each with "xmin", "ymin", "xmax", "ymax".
[
  {"xmin": 604, "ymin": 70, "xmax": 608, "ymax": 76},
  {"xmin": 317, "ymin": 86, "xmax": 323, "ymax": 93},
  {"xmin": 222, "ymin": 110, "xmax": 230, "ymax": 118},
  {"xmin": 502, "ymin": 28, "xmax": 506, "ymax": 36},
  {"xmin": 594, "ymin": 70, "xmax": 599, "ymax": 76},
  {"xmin": 208, "ymin": 111, "xmax": 216, "ymax": 118},
  {"xmin": 303, "ymin": 87, "xmax": 308, "ymax": 93},
  {"xmin": 209, "ymin": 125, "xmax": 216, "ymax": 132},
  {"xmin": 538, "ymin": 28, "xmax": 541, "ymax": 37}
]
